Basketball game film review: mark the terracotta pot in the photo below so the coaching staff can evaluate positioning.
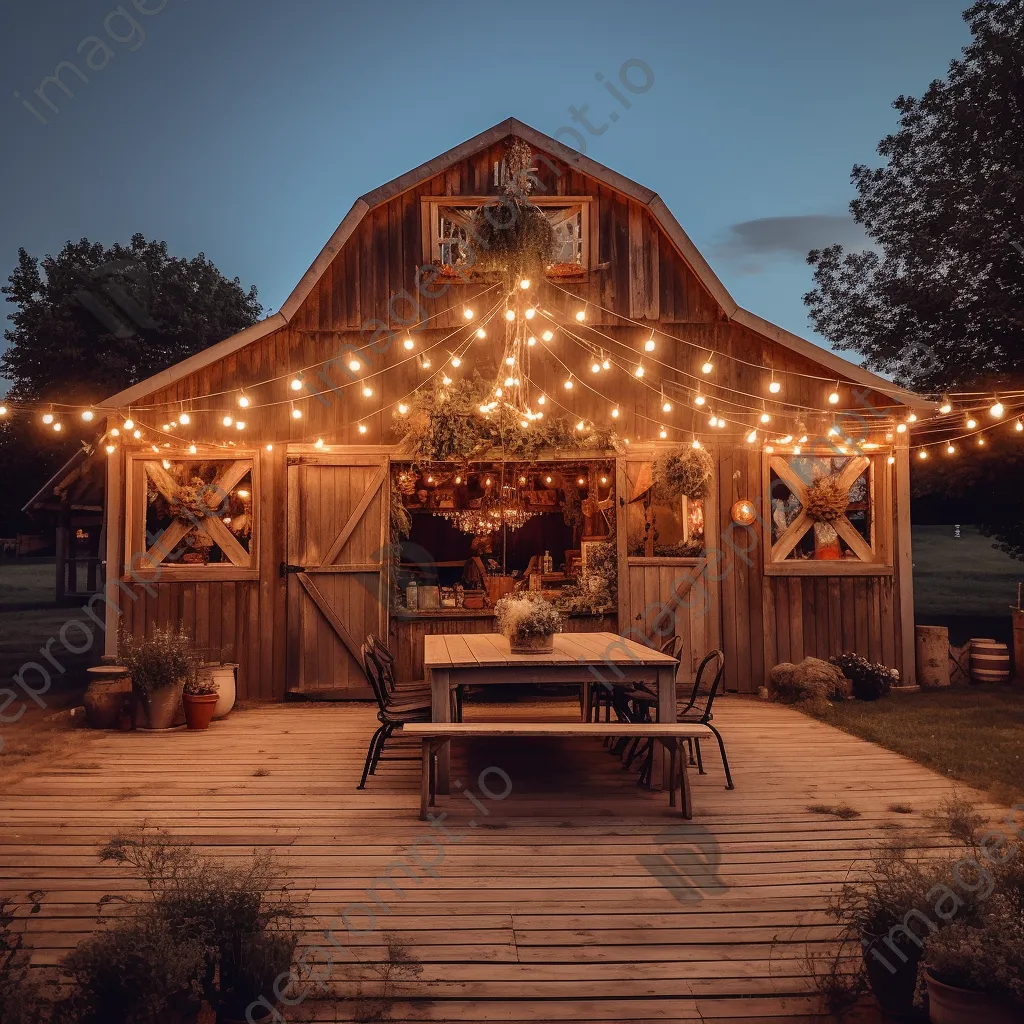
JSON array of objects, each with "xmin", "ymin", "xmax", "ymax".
[
  {"xmin": 924, "ymin": 969, "xmax": 1023, "ymax": 1024},
  {"xmin": 83, "ymin": 666, "xmax": 132, "ymax": 728},
  {"xmin": 509, "ymin": 633, "xmax": 555, "ymax": 654},
  {"xmin": 813, "ymin": 520, "xmax": 842, "ymax": 560},
  {"xmin": 134, "ymin": 678, "xmax": 185, "ymax": 730},
  {"xmin": 861, "ymin": 928, "xmax": 922, "ymax": 1019},
  {"xmin": 183, "ymin": 692, "xmax": 219, "ymax": 730}
]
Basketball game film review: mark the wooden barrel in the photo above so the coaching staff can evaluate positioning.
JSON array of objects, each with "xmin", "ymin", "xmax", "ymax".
[
  {"xmin": 970, "ymin": 638, "xmax": 1010, "ymax": 684},
  {"xmin": 915, "ymin": 626, "xmax": 950, "ymax": 688},
  {"xmin": 83, "ymin": 666, "xmax": 132, "ymax": 728}
]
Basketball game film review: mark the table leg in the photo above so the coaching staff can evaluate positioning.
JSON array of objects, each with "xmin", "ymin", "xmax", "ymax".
[
  {"xmin": 654, "ymin": 666, "xmax": 675, "ymax": 790},
  {"xmin": 419, "ymin": 739, "xmax": 431, "ymax": 821},
  {"xmin": 431, "ymin": 667, "xmax": 451, "ymax": 795},
  {"xmin": 680, "ymin": 739, "xmax": 693, "ymax": 819}
]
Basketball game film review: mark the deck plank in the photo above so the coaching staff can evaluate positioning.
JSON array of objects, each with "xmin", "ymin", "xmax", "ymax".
[{"xmin": 0, "ymin": 695, "xmax": 997, "ymax": 1021}]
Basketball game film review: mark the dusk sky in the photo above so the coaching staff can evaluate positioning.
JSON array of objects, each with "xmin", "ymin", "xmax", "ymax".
[{"xmin": 0, "ymin": 0, "xmax": 972, "ymax": 395}]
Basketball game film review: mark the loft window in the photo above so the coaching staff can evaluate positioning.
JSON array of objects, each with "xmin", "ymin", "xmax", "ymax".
[
  {"xmin": 424, "ymin": 196, "xmax": 591, "ymax": 275},
  {"xmin": 624, "ymin": 460, "xmax": 705, "ymax": 560}
]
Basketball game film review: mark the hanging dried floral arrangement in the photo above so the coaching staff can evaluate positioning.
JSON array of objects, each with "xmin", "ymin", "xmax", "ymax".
[{"xmin": 651, "ymin": 446, "xmax": 715, "ymax": 502}]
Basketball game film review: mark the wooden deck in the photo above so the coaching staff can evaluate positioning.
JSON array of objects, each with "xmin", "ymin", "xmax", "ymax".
[{"xmin": 0, "ymin": 695, "xmax": 981, "ymax": 1021}]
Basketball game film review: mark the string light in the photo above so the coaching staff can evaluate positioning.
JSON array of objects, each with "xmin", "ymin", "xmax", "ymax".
[
  {"xmin": 52, "ymin": 422, "xmax": 62, "ymax": 432},
  {"xmin": 602, "ymin": 358, "xmax": 611, "ymax": 370},
  {"xmin": 398, "ymin": 403, "xmax": 409, "ymax": 415},
  {"xmin": 694, "ymin": 394, "xmax": 706, "ymax": 407},
  {"xmin": 768, "ymin": 376, "xmax": 781, "ymax": 394},
  {"xmin": 110, "ymin": 428, "xmax": 119, "ymax": 437},
  {"xmin": 105, "ymin": 444, "xmax": 116, "ymax": 454},
  {"xmin": 290, "ymin": 378, "xmax": 303, "ymax": 391},
  {"xmin": 162, "ymin": 423, "xmax": 171, "ymax": 432},
  {"xmin": 611, "ymin": 407, "xmax": 619, "ymax": 419},
  {"xmin": 747, "ymin": 430, "xmax": 757, "ymax": 443},
  {"xmin": 766, "ymin": 445, "xmax": 775, "ymax": 454},
  {"xmin": 123, "ymin": 417, "xmax": 134, "ymax": 430},
  {"xmin": 634, "ymin": 364, "xmax": 645, "ymax": 378},
  {"xmin": 577, "ymin": 421, "xmax": 586, "ymax": 432},
  {"xmin": 828, "ymin": 388, "xmax": 840, "ymax": 406},
  {"xmin": 519, "ymin": 279, "xmax": 531, "ymax": 290},
  {"xmin": 81, "ymin": 410, "xmax": 94, "ymax": 422},
  {"xmin": 132, "ymin": 430, "xmax": 141, "ymax": 439},
  {"xmin": 463, "ymin": 307, "xmax": 474, "ymax": 320},
  {"xmin": 591, "ymin": 360, "xmax": 601, "ymax": 374},
  {"xmin": 717, "ymin": 418, "xmax": 727, "ymax": 429},
  {"xmin": 362, "ymin": 386, "xmax": 373, "ymax": 398},
  {"xmin": 162, "ymin": 459, "xmax": 172, "ymax": 470},
  {"xmin": 421, "ymin": 356, "xmax": 432, "ymax": 369},
  {"xmin": 314, "ymin": 438, "xmax": 325, "ymax": 448},
  {"xmin": 238, "ymin": 394, "xmax": 250, "ymax": 408},
  {"xmin": 177, "ymin": 411, "xmax": 190, "ymax": 426},
  {"xmin": 450, "ymin": 355, "xmax": 461, "ymax": 367},
  {"xmin": 701, "ymin": 356, "xmax": 714, "ymax": 374},
  {"xmin": 0, "ymin": 406, "xmax": 7, "ymax": 417},
  {"xmin": 906, "ymin": 413, "xmax": 917, "ymax": 423},
  {"xmin": 505, "ymin": 309, "xmax": 516, "ymax": 321},
  {"xmin": 918, "ymin": 450, "xmax": 928, "ymax": 460},
  {"xmin": 476, "ymin": 328, "xmax": 487, "ymax": 339},
  {"xmin": 978, "ymin": 437, "xmax": 987, "ymax": 447},
  {"xmin": 887, "ymin": 455, "xmax": 896, "ymax": 465},
  {"xmin": 403, "ymin": 337, "xmax": 415, "ymax": 351},
  {"xmin": 189, "ymin": 444, "xmax": 198, "ymax": 454},
  {"xmin": 662, "ymin": 400, "xmax": 672, "ymax": 413},
  {"xmin": 939, "ymin": 399, "xmax": 952, "ymax": 415},
  {"xmin": 896, "ymin": 423, "xmax": 908, "ymax": 434},
  {"xmin": 946, "ymin": 443, "xmax": 956, "ymax": 455},
  {"xmin": 542, "ymin": 330, "xmax": 553, "ymax": 342},
  {"xmin": 525, "ymin": 308, "xmax": 536, "ymax": 320},
  {"xmin": 235, "ymin": 421, "xmax": 246, "ymax": 431},
  {"xmin": 265, "ymin": 443, "xmax": 273, "ymax": 452},
  {"xmin": 966, "ymin": 417, "xmax": 977, "ymax": 430},
  {"xmin": 644, "ymin": 335, "xmax": 656, "ymax": 353},
  {"xmin": 990, "ymin": 400, "xmax": 1004, "ymax": 418},
  {"xmin": 292, "ymin": 408, "xmax": 302, "ymax": 420},
  {"xmin": 442, "ymin": 375, "xmax": 453, "ymax": 386},
  {"xmin": 358, "ymin": 424, "xmax": 368, "ymax": 435},
  {"xmin": 222, "ymin": 416, "xmax": 233, "ymax": 427},
  {"xmin": 709, "ymin": 415, "xmax": 719, "ymax": 427},
  {"xmin": 1016, "ymin": 420, "xmax": 1024, "ymax": 433},
  {"xmin": 575, "ymin": 309, "xmax": 585, "ymax": 322},
  {"xmin": 564, "ymin": 378, "xmax": 574, "ymax": 390},
  {"xmin": 42, "ymin": 413, "xmax": 54, "ymax": 424},
  {"xmin": 691, "ymin": 439, "xmax": 701, "ymax": 450},
  {"xmin": 527, "ymin": 336, "xmax": 536, "ymax": 346},
  {"xmin": 659, "ymin": 427, "xmax": 668, "ymax": 439},
  {"xmin": 537, "ymin": 395, "xmax": 546, "ymax": 405}
]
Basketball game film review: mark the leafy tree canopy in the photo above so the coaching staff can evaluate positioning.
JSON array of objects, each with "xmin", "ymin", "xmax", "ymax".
[
  {"xmin": 805, "ymin": 0, "xmax": 1024, "ymax": 393},
  {"xmin": 2, "ymin": 233, "xmax": 262, "ymax": 403}
]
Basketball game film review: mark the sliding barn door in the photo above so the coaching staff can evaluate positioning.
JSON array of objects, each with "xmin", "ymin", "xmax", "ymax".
[{"xmin": 285, "ymin": 456, "xmax": 388, "ymax": 698}]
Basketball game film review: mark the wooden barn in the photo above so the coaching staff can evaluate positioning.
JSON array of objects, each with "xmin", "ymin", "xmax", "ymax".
[{"xmin": 94, "ymin": 118, "xmax": 930, "ymax": 700}]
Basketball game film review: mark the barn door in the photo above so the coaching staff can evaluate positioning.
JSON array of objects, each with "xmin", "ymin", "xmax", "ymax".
[{"xmin": 285, "ymin": 456, "xmax": 389, "ymax": 698}]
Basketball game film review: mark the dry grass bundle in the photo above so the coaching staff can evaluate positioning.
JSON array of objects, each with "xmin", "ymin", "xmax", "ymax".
[
  {"xmin": 804, "ymin": 475, "xmax": 849, "ymax": 522},
  {"xmin": 652, "ymin": 446, "xmax": 714, "ymax": 502}
]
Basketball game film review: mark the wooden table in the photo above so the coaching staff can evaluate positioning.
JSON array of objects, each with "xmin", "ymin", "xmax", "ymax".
[{"xmin": 423, "ymin": 632, "xmax": 679, "ymax": 795}]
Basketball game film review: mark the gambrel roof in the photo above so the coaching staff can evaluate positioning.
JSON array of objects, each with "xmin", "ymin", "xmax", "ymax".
[{"xmin": 99, "ymin": 118, "xmax": 929, "ymax": 412}]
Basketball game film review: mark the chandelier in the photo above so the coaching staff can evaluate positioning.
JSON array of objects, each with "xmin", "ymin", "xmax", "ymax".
[{"xmin": 440, "ymin": 486, "xmax": 536, "ymax": 535}]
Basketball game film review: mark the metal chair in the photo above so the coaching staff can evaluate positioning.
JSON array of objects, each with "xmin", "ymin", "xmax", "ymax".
[
  {"xmin": 357, "ymin": 643, "xmax": 431, "ymax": 789},
  {"xmin": 367, "ymin": 633, "xmax": 462, "ymax": 720}
]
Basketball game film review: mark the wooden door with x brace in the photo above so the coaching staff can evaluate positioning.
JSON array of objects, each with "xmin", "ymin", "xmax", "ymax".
[{"xmin": 285, "ymin": 454, "xmax": 389, "ymax": 698}]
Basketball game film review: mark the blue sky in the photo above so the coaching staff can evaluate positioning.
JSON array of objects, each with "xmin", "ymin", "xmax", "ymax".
[{"xmin": 0, "ymin": 0, "xmax": 972, "ymax": 395}]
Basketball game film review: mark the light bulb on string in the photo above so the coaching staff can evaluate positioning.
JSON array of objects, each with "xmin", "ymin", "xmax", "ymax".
[
  {"xmin": 918, "ymin": 450, "xmax": 928, "ymax": 460},
  {"xmin": 746, "ymin": 430, "xmax": 757, "ymax": 444},
  {"xmin": 694, "ymin": 393, "xmax": 706, "ymax": 407},
  {"xmin": 110, "ymin": 427, "xmax": 120, "ymax": 437},
  {"xmin": 896, "ymin": 423, "xmax": 908, "ymax": 434},
  {"xmin": 602, "ymin": 358, "xmax": 610, "ymax": 370},
  {"xmin": 81, "ymin": 410, "xmax": 94, "ymax": 422},
  {"xmin": 314, "ymin": 438, "xmax": 325, "ymax": 449},
  {"xmin": 292, "ymin": 408, "xmax": 302, "ymax": 420},
  {"xmin": 42, "ymin": 412, "xmax": 54, "ymax": 424},
  {"xmin": 701, "ymin": 356, "xmax": 714, "ymax": 374},
  {"xmin": 189, "ymin": 444, "xmax": 198, "ymax": 454},
  {"xmin": 525, "ymin": 308, "xmax": 536, "ymax": 320},
  {"xmin": 265, "ymin": 444, "xmax": 273, "ymax": 452},
  {"xmin": 505, "ymin": 309, "xmax": 516, "ymax": 322},
  {"xmin": 290, "ymin": 378, "xmax": 303, "ymax": 391},
  {"xmin": 105, "ymin": 444, "xmax": 116, "ymax": 455},
  {"xmin": 611, "ymin": 407, "xmax": 619, "ymax": 419},
  {"xmin": 132, "ymin": 430, "xmax": 141, "ymax": 440},
  {"xmin": 978, "ymin": 437, "xmax": 987, "ymax": 447},
  {"xmin": 644, "ymin": 335, "xmax": 656, "ymax": 353},
  {"xmin": 691, "ymin": 439, "xmax": 701, "ymax": 450},
  {"xmin": 362, "ymin": 386, "xmax": 373, "ymax": 398},
  {"xmin": 358, "ymin": 424, "xmax": 368, "ymax": 434},
  {"xmin": 828, "ymin": 387, "xmax": 840, "ymax": 406},
  {"xmin": 421, "ymin": 356, "xmax": 431, "ymax": 369},
  {"xmin": 1016, "ymin": 420, "xmax": 1024, "ymax": 433},
  {"xmin": 463, "ymin": 307, "xmax": 474, "ymax": 320},
  {"xmin": 238, "ymin": 394, "xmax": 250, "ymax": 408},
  {"xmin": 519, "ymin": 278, "xmax": 530, "ymax": 290},
  {"xmin": 946, "ymin": 443, "xmax": 956, "ymax": 455},
  {"xmin": 527, "ymin": 336, "xmax": 536, "ymax": 346},
  {"xmin": 575, "ymin": 309, "xmax": 585, "ymax": 322},
  {"xmin": 768, "ymin": 376, "xmax": 781, "ymax": 394},
  {"xmin": 403, "ymin": 337, "xmax": 415, "ymax": 351},
  {"xmin": 717, "ymin": 418, "xmax": 727, "ymax": 429},
  {"xmin": 577, "ymin": 421, "xmax": 586, "ymax": 432},
  {"xmin": 222, "ymin": 416, "xmax": 233, "ymax": 427},
  {"xmin": 476, "ymin": 328, "xmax": 486, "ymax": 339},
  {"xmin": 348, "ymin": 359, "xmax": 361, "ymax": 373},
  {"xmin": 939, "ymin": 399, "xmax": 952, "ymax": 415},
  {"xmin": 537, "ymin": 395, "xmax": 546, "ymax": 405},
  {"xmin": 659, "ymin": 427, "xmax": 668, "ymax": 439},
  {"xmin": 766, "ymin": 445, "xmax": 775, "ymax": 454},
  {"xmin": 887, "ymin": 455, "xmax": 896, "ymax": 465},
  {"xmin": 709, "ymin": 415, "xmax": 719, "ymax": 427},
  {"xmin": 442, "ymin": 375, "xmax": 453, "ymax": 386},
  {"xmin": 52, "ymin": 421, "xmax": 62, "ymax": 432},
  {"xmin": 235, "ymin": 421, "xmax": 246, "ymax": 431},
  {"xmin": 564, "ymin": 378, "xmax": 574, "ymax": 390},
  {"xmin": 591, "ymin": 361, "xmax": 601, "ymax": 374},
  {"xmin": 542, "ymin": 330, "xmax": 553, "ymax": 342},
  {"xmin": 123, "ymin": 417, "xmax": 134, "ymax": 430},
  {"xmin": 991, "ymin": 400, "xmax": 1005, "ymax": 418},
  {"xmin": 634, "ymin": 364, "xmax": 645, "ymax": 378},
  {"xmin": 451, "ymin": 355, "xmax": 461, "ymax": 367},
  {"xmin": 0, "ymin": 405, "xmax": 7, "ymax": 417},
  {"xmin": 966, "ymin": 418, "xmax": 977, "ymax": 430},
  {"xmin": 662, "ymin": 400, "xmax": 672, "ymax": 413},
  {"xmin": 907, "ymin": 413, "xmax": 917, "ymax": 424},
  {"xmin": 398, "ymin": 403, "xmax": 409, "ymax": 415}
]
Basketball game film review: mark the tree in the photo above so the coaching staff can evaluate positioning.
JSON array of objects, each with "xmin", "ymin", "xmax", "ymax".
[
  {"xmin": 804, "ymin": 0, "xmax": 1024, "ymax": 393},
  {"xmin": 804, "ymin": 1, "xmax": 1024, "ymax": 559},
  {"xmin": 0, "ymin": 234, "xmax": 262, "ymax": 535},
  {"xmin": 2, "ymin": 233, "xmax": 262, "ymax": 403}
]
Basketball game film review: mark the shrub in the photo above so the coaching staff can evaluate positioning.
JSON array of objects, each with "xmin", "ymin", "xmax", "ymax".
[
  {"xmin": 119, "ymin": 628, "xmax": 200, "ymax": 696},
  {"xmin": 57, "ymin": 912, "xmax": 205, "ymax": 1024},
  {"xmin": 769, "ymin": 658, "xmax": 851, "ymax": 703},
  {"xmin": 1, "ymin": 892, "xmax": 51, "ymax": 1024},
  {"xmin": 183, "ymin": 676, "xmax": 218, "ymax": 697},
  {"xmin": 494, "ymin": 593, "xmax": 563, "ymax": 643},
  {"xmin": 830, "ymin": 653, "xmax": 899, "ymax": 700}
]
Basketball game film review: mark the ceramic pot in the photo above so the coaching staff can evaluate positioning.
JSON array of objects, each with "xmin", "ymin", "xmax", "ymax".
[
  {"xmin": 83, "ymin": 666, "xmax": 132, "ymax": 728},
  {"xmin": 510, "ymin": 633, "xmax": 554, "ymax": 654},
  {"xmin": 861, "ymin": 928, "xmax": 921, "ymax": 1019},
  {"xmin": 199, "ymin": 663, "xmax": 237, "ymax": 719},
  {"xmin": 134, "ymin": 678, "xmax": 185, "ymax": 730},
  {"xmin": 924, "ymin": 969, "xmax": 1022, "ymax": 1024},
  {"xmin": 183, "ymin": 692, "xmax": 218, "ymax": 730}
]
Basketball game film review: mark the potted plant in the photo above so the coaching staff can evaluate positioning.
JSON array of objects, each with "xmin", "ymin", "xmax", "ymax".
[
  {"xmin": 923, "ymin": 889, "xmax": 1024, "ymax": 1022},
  {"xmin": 494, "ymin": 593, "xmax": 563, "ymax": 653},
  {"xmin": 119, "ymin": 628, "xmax": 200, "ymax": 731},
  {"xmin": 182, "ymin": 677, "xmax": 219, "ymax": 731}
]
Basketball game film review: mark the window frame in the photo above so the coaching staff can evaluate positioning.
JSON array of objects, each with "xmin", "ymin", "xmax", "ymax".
[
  {"xmin": 762, "ymin": 450, "xmax": 893, "ymax": 576},
  {"xmin": 124, "ymin": 451, "xmax": 261, "ymax": 582},
  {"xmin": 421, "ymin": 196, "xmax": 593, "ymax": 274}
]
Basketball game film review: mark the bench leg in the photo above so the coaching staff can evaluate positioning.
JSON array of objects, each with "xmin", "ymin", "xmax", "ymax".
[
  {"xmin": 680, "ymin": 739, "xmax": 693, "ymax": 819},
  {"xmin": 420, "ymin": 739, "xmax": 431, "ymax": 821}
]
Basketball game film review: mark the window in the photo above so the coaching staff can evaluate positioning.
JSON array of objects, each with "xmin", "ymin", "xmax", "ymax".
[
  {"xmin": 624, "ymin": 461, "xmax": 705, "ymax": 560},
  {"xmin": 765, "ymin": 452, "xmax": 891, "ymax": 573},
  {"xmin": 127, "ymin": 456, "xmax": 258, "ymax": 578},
  {"xmin": 423, "ymin": 196, "xmax": 591, "ymax": 275}
]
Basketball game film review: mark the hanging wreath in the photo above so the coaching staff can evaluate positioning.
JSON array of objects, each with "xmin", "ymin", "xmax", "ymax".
[
  {"xmin": 652, "ymin": 446, "xmax": 714, "ymax": 502},
  {"xmin": 803, "ymin": 476, "xmax": 849, "ymax": 522}
]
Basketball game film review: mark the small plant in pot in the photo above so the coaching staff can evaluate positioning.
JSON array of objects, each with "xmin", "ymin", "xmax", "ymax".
[
  {"xmin": 120, "ymin": 628, "xmax": 201, "ymax": 731},
  {"xmin": 182, "ymin": 676, "xmax": 219, "ymax": 731},
  {"xmin": 494, "ymin": 593, "xmax": 563, "ymax": 653}
]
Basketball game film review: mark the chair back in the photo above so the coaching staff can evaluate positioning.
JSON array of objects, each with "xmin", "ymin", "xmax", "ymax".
[
  {"xmin": 680, "ymin": 649, "xmax": 725, "ymax": 721},
  {"xmin": 367, "ymin": 634, "xmax": 398, "ymax": 697},
  {"xmin": 360, "ymin": 643, "xmax": 391, "ymax": 715}
]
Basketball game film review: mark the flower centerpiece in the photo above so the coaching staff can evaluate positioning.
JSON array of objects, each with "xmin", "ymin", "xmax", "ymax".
[{"xmin": 494, "ymin": 593, "xmax": 563, "ymax": 654}]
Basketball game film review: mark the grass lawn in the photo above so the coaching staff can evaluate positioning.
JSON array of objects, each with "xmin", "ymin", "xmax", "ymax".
[{"xmin": 803, "ymin": 685, "xmax": 1024, "ymax": 807}]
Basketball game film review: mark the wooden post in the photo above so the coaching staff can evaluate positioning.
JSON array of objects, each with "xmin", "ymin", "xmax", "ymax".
[
  {"xmin": 915, "ymin": 625, "xmax": 950, "ymax": 688},
  {"xmin": 1012, "ymin": 609, "xmax": 1024, "ymax": 684},
  {"xmin": 894, "ymin": 443, "xmax": 916, "ymax": 685},
  {"xmin": 55, "ymin": 499, "xmax": 70, "ymax": 603}
]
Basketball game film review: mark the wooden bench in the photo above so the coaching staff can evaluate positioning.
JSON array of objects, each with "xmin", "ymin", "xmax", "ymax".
[{"xmin": 402, "ymin": 722, "xmax": 718, "ymax": 821}]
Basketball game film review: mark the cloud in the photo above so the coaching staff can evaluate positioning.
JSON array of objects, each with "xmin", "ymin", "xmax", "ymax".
[{"xmin": 712, "ymin": 214, "xmax": 872, "ymax": 267}]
